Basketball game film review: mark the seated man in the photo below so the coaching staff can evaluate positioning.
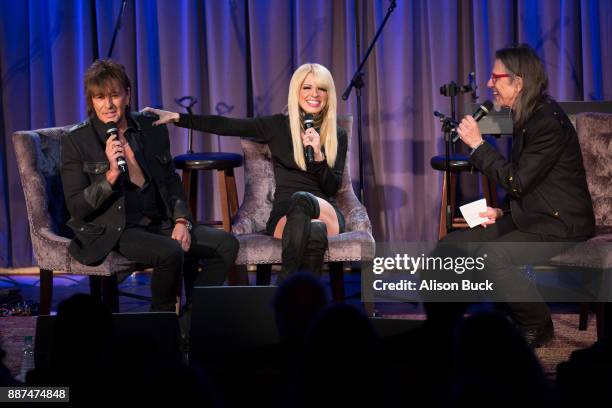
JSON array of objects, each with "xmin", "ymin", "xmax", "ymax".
[{"xmin": 60, "ymin": 59, "xmax": 238, "ymax": 312}]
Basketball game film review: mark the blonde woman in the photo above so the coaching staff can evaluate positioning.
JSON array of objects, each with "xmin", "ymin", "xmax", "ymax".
[{"xmin": 143, "ymin": 63, "xmax": 347, "ymax": 279}]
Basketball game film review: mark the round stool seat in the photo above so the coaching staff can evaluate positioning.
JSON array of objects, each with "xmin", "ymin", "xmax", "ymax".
[
  {"xmin": 174, "ymin": 152, "xmax": 243, "ymax": 171},
  {"xmin": 430, "ymin": 155, "xmax": 475, "ymax": 172}
]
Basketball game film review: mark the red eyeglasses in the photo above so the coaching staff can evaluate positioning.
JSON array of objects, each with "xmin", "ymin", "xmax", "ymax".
[{"xmin": 490, "ymin": 72, "xmax": 511, "ymax": 83}]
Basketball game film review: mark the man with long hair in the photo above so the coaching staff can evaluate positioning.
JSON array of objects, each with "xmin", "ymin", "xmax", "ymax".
[
  {"xmin": 448, "ymin": 44, "xmax": 595, "ymax": 347},
  {"xmin": 61, "ymin": 60, "xmax": 238, "ymax": 312}
]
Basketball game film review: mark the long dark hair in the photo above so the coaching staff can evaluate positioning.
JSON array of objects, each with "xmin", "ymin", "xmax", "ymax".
[{"xmin": 495, "ymin": 44, "xmax": 548, "ymax": 128}]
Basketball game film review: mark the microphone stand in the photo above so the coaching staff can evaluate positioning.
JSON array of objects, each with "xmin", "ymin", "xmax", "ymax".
[
  {"xmin": 107, "ymin": 0, "xmax": 128, "ymax": 59},
  {"xmin": 175, "ymin": 96, "xmax": 198, "ymax": 153},
  {"xmin": 436, "ymin": 77, "xmax": 475, "ymax": 233},
  {"xmin": 442, "ymin": 117, "xmax": 456, "ymax": 233},
  {"xmin": 342, "ymin": 0, "xmax": 397, "ymax": 205},
  {"xmin": 438, "ymin": 82, "xmax": 461, "ymax": 233}
]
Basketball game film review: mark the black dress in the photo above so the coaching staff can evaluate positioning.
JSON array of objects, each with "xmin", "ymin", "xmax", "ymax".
[{"xmin": 175, "ymin": 113, "xmax": 347, "ymax": 234}]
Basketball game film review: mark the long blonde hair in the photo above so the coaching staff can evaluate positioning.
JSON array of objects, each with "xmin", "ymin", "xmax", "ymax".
[{"xmin": 288, "ymin": 63, "xmax": 338, "ymax": 170}]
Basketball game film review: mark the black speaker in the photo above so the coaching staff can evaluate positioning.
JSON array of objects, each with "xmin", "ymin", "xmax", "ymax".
[
  {"xmin": 188, "ymin": 286, "xmax": 425, "ymax": 360},
  {"xmin": 189, "ymin": 286, "xmax": 279, "ymax": 363},
  {"xmin": 34, "ymin": 312, "xmax": 180, "ymax": 372}
]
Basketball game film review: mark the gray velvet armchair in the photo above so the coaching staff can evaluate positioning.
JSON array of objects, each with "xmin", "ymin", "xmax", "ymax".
[
  {"xmin": 548, "ymin": 112, "xmax": 612, "ymax": 338},
  {"xmin": 12, "ymin": 126, "xmax": 137, "ymax": 314},
  {"xmin": 230, "ymin": 115, "xmax": 376, "ymax": 300}
]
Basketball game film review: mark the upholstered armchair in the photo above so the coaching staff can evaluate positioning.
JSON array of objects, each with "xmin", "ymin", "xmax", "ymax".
[
  {"xmin": 12, "ymin": 126, "xmax": 137, "ymax": 314},
  {"xmin": 231, "ymin": 115, "xmax": 375, "ymax": 300},
  {"xmin": 548, "ymin": 112, "xmax": 612, "ymax": 338}
]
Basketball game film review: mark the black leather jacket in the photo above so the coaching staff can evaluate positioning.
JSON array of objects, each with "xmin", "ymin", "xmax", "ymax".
[
  {"xmin": 60, "ymin": 111, "xmax": 192, "ymax": 265},
  {"xmin": 470, "ymin": 98, "xmax": 595, "ymax": 238}
]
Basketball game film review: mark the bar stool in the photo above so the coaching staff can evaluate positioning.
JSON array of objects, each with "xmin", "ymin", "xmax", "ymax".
[
  {"xmin": 430, "ymin": 154, "xmax": 498, "ymax": 240},
  {"xmin": 174, "ymin": 152, "xmax": 243, "ymax": 232},
  {"xmin": 172, "ymin": 96, "xmax": 244, "ymax": 232}
]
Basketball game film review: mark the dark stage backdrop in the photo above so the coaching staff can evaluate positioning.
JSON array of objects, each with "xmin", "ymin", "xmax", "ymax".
[{"xmin": 1, "ymin": 0, "xmax": 611, "ymax": 267}]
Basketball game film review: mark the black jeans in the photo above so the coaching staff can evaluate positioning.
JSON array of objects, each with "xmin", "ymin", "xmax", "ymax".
[
  {"xmin": 425, "ymin": 214, "xmax": 581, "ymax": 329},
  {"xmin": 116, "ymin": 223, "xmax": 238, "ymax": 311}
]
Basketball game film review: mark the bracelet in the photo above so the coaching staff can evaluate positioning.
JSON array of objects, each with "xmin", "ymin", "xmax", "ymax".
[{"xmin": 175, "ymin": 218, "xmax": 192, "ymax": 232}]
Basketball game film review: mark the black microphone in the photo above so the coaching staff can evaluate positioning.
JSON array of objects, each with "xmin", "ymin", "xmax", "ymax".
[
  {"xmin": 452, "ymin": 100, "xmax": 494, "ymax": 143},
  {"xmin": 105, "ymin": 122, "xmax": 127, "ymax": 173},
  {"xmin": 303, "ymin": 113, "xmax": 315, "ymax": 164}
]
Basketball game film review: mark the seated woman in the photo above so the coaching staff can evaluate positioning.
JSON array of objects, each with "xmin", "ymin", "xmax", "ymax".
[{"xmin": 143, "ymin": 63, "xmax": 347, "ymax": 279}]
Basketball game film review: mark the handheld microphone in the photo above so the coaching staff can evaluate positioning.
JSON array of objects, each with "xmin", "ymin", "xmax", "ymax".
[
  {"xmin": 105, "ymin": 122, "xmax": 127, "ymax": 173},
  {"xmin": 303, "ymin": 113, "xmax": 315, "ymax": 164},
  {"xmin": 452, "ymin": 100, "xmax": 494, "ymax": 143}
]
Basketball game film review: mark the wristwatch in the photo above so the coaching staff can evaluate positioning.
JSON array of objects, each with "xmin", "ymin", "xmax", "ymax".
[{"xmin": 175, "ymin": 218, "xmax": 193, "ymax": 232}]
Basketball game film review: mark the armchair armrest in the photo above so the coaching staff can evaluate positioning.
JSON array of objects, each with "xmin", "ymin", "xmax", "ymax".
[{"xmin": 335, "ymin": 187, "xmax": 372, "ymax": 233}]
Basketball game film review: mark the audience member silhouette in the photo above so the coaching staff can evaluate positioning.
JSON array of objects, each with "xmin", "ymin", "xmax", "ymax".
[
  {"xmin": 274, "ymin": 272, "xmax": 329, "ymax": 348},
  {"xmin": 0, "ymin": 345, "xmax": 20, "ymax": 386},
  {"xmin": 449, "ymin": 312, "xmax": 553, "ymax": 406},
  {"xmin": 556, "ymin": 303, "xmax": 612, "ymax": 407},
  {"xmin": 293, "ymin": 303, "xmax": 381, "ymax": 406},
  {"xmin": 26, "ymin": 294, "xmax": 219, "ymax": 405}
]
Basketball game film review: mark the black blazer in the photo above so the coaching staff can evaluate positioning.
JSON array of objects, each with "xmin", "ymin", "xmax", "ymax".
[
  {"xmin": 470, "ymin": 98, "xmax": 595, "ymax": 238},
  {"xmin": 60, "ymin": 111, "xmax": 192, "ymax": 265}
]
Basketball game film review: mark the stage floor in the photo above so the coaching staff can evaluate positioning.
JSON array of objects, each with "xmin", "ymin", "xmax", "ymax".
[{"xmin": 0, "ymin": 270, "xmax": 599, "ymax": 381}]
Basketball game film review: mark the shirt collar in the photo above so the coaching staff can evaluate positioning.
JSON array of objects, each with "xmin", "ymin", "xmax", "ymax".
[{"xmin": 90, "ymin": 110, "xmax": 140, "ymax": 144}]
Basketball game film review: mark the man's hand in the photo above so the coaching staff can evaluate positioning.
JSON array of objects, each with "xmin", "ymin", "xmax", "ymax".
[
  {"xmin": 141, "ymin": 107, "xmax": 180, "ymax": 126},
  {"xmin": 479, "ymin": 206, "xmax": 504, "ymax": 228},
  {"xmin": 172, "ymin": 222, "xmax": 191, "ymax": 252},
  {"xmin": 104, "ymin": 134, "xmax": 123, "ymax": 185},
  {"xmin": 456, "ymin": 115, "xmax": 484, "ymax": 149}
]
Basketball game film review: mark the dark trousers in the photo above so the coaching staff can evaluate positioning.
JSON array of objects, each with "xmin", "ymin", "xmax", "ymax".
[
  {"xmin": 426, "ymin": 214, "xmax": 579, "ymax": 329},
  {"xmin": 116, "ymin": 224, "xmax": 239, "ymax": 311}
]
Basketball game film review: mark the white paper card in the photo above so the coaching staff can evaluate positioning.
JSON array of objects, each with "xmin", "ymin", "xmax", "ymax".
[{"xmin": 459, "ymin": 198, "xmax": 489, "ymax": 228}]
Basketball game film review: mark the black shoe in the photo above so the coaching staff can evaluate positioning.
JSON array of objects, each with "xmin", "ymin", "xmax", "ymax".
[{"xmin": 522, "ymin": 318, "xmax": 554, "ymax": 348}]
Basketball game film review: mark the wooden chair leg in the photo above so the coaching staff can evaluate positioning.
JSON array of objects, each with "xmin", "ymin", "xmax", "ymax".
[
  {"xmin": 578, "ymin": 302, "xmax": 590, "ymax": 331},
  {"xmin": 176, "ymin": 274, "xmax": 184, "ymax": 315},
  {"xmin": 186, "ymin": 170, "xmax": 199, "ymax": 222},
  {"xmin": 39, "ymin": 268, "xmax": 53, "ymax": 315},
  {"xmin": 438, "ymin": 172, "xmax": 458, "ymax": 240},
  {"xmin": 438, "ymin": 173, "xmax": 448, "ymax": 240},
  {"xmin": 230, "ymin": 265, "xmax": 249, "ymax": 286},
  {"xmin": 181, "ymin": 169, "xmax": 193, "ymax": 216},
  {"xmin": 329, "ymin": 262, "xmax": 345, "ymax": 301},
  {"xmin": 217, "ymin": 170, "xmax": 232, "ymax": 232},
  {"xmin": 101, "ymin": 274, "xmax": 119, "ymax": 313},
  {"xmin": 89, "ymin": 276, "xmax": 102, "ymax": 301},
  {"xmin": 595, "ymin": 302, "xmax": 605, "ymax": 340},
  {"xmin": 449, "ymin": 171, "xmax": 457, "ymax": 220},
  {"xmin": 256, "ymin": 264, "xmax": 272, "ymax": 286},
  {"xmin": 227, "ymin": 266, "xmax": 242, "ymax": 286},
  {"xmin": 363, "ymin": 302, "xmax": 375, "ymax": 317},
  {"xmin": 225, "ymin": 168, "xmax": 239, "ymax": 218}
]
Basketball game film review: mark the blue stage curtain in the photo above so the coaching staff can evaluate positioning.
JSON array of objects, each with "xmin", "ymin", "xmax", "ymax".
[{"xmin": 1, "ymin": 0, "xmax": 610, "ymax": 266}]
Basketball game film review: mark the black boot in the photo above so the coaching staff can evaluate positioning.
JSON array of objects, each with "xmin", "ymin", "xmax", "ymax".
[
  {"xmin": 298, "ymin": 221, "xmax": 328, "ymax": 277},
  {"xmin": 280, "ymin": 192, "xmax": 320, "ymax": 280}
]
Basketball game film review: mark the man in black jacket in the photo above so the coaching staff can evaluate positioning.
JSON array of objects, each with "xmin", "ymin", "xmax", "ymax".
[
  {"xmin": 61, "ymin": 60, "xmax": 238, "ymax": 311},
  {"xmin": 431, "ymin": 45, "xmax": 596, "ymax": 347}
]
